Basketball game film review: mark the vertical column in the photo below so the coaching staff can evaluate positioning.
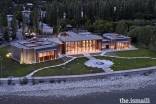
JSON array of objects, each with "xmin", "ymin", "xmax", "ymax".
[
  {"xmin": 95, "ymin": 40, "xmax": 97, "ymax": 51},
  {"xmin": 84, "ymin": 41, "xmax": 85, "ymax": 52},
  {"xmin": 91, "ymin": 40, "xmax": 93, "ymax": 51},
  {"xmin": 81, "ymin": 41, "xmax": 83, "ymax": 52},
  {"xmin": 89, "ymin": 40, "xmax": 90, "ymax": 51},
  {"xmin": 54, "ymin": 50, "xmax": 56, "ymax": 59},
  {"xmin": 75, "ymin": 42, "xmax": 76, "ymax": 53}
]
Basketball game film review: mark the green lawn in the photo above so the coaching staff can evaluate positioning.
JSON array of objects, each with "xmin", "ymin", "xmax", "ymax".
[
  {"xmin": 1, "ymin": 44, "xmax": 156, "ymax": 77},
  {"xmin": 33, "ymin": 57, "xmax": 104, "ymax": 77},
  {"xmin": 114, "ymin": 44, "xmax": 156, "ymax": 57},
  {"xmin": 95, "ymin": 56, "xmax": 156, "ymax": 71},
  {"xmin": 0, "ymin": 46, "xmax": 64, "ymax": 78}
]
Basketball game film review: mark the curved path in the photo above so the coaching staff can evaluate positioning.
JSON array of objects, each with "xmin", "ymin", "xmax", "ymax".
[
  {"xmin": 26, "ymin": 57, "xmax": 76, "ymax": 77},
  {"xmin": 26, "ymin": 53, "xmax": 156, "ymax": 77},
  {"xmin": 103, "ymin": 55, "xmax": 156, "ymax": 59}
]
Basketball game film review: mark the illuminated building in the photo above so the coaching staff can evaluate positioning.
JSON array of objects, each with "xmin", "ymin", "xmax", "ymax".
[{"xmin": 11, "ymin": 32, "xmax": 131, "ymax": 64}]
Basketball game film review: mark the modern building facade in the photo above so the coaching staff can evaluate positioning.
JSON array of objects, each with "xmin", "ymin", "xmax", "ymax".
[
  {"xmin": 102, "ymin": 33, "xmax": 131, "ymax": 49},
  {"xmin": 11, "ymin": 37, "xmax": 60, "ymax": 64},
  {"xmin": 11, "ymin": 32, "xmax": 131, "ymax": 64},
  {"xmin": 59, "ymin": 32, "xmax": 102, "ymax": 54}
]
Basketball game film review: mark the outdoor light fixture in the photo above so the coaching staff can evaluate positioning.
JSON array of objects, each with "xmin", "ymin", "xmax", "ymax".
[
  {"xmin": 6, "ymin": 53, "xmax": 12, "ymax": 58},
  {"xmin": 6, "ymin": 54, "xmax": 9, "ymax": 57}
]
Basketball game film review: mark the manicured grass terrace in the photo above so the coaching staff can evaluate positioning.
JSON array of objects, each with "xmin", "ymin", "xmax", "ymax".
[
  {"xmin": 94, "ymin": 56, "xmax": 156, "ymax": 71},
  {"xmin": 33, "ymin": 58, "xmax": 104, "ymax": 77},
  {"xmin": 0, "ymin": 46, "xmax": 64, "ymax": 78},
  {"xmin": 1, "ymin": 43, "xmax": 156, "ymax": 77},
  {"xmin": 114, "ymin": 44, "xmax": 156, "ymax": 57}
]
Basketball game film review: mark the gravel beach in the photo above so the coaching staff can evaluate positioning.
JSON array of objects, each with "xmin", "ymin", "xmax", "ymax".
[{"xmin": 0, "ymin": 72, "xmax": 156, "ymax": 104}]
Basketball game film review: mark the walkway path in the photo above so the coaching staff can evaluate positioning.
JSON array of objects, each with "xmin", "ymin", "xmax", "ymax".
[
  {"xmin": 103, "ymin": 55, "xmax": 156, "ymax": 59},
  {"xmin": 83, "ymin": 53, "xmax": 113, "ymax": 72},
  {"xmin": 83, "ymin": 53, "xmax": 95, "ymax": 59},
  {"xmin": 100, "ymin": 45, "xmax": 138, "ymax": 56},
  {"xmin": 26, "ymin": 56, "xmax": 77, "ymax": 77},
  {"xmin": 103, "ymin": 67, "xmax": 113, "ymax": 72}
]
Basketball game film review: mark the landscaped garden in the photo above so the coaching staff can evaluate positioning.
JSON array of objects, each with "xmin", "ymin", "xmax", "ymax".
[
  {"xmin": 94, "ymin": 56, "xmax": 156, "ymax": 71},
  {"xmin": 0, "ymin": 46, "xmax": 64, "ymax": 78},
  {"xmin": 33, "ymin": 58, "xmax": 104, "ymax": 77},
  {"xmin": 1, "ymin": 44, "xmax": 156, "ymax": 77},
  {"xmin": 112, "ymin": 44, "xmax": 156, "ymax": 57}
]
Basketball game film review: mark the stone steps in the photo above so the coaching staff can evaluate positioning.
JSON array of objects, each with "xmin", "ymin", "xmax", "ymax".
[{"xmin": 62, "ymin": 56, "xmax": 72, "ymax": 62}]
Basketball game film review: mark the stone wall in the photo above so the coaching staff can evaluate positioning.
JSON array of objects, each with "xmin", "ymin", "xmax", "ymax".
[
  {"xmin": 11, "ymin": 45, "xmax": 21, "ymax": 62},
  {"xmin": 0, "ymin": 67, "xmax": 156, "ymax": 85}
]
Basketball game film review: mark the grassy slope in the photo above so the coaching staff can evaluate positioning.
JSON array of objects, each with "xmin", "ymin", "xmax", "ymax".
[
  {"xmin": 1, "ymin": 43, "xmax": 156, "ymax": 77},
  {"xmin": 0, "ymin": 46, "xmax": 64, "ymax": 77},
  {"xmin": 33, "ymin": 58, "xmax": 104, "ymax": 77},
  {"xmin": 114, "ymin": 44, "xmax": 156, "ymax": 57},
  {"xmin": 95, "ymin": 56, "xmax": 156, "ymax": 71}
]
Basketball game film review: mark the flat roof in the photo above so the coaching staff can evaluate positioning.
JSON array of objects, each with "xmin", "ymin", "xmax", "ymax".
[
  {"xmin": 11, "ymin": 38, "xmax": 59, "ymax": 49},
  {"xmin": 33, "ymin": 44, "xmax": 58, "ymax": 50},
  {"xmin": 12, "ymin": 42, "xmax": 30, "ymax": 49},
  {"xmin": 116, "ymin": 40, "xmax": 129, "ymax": 43},
  {"xmin": 48, "ymin": 37, "xmax": 62, "ymax": 44},
  {"xmin": 103, "ymin": 33, "xmax": 130, "ymax": 39},
  {"xmin": 102, "ymin": 39, "xmax": 110, "ymax": 42},
  {"xmin": 60, "ymin": 32, "xmax": 103, "ymax": 42},
  {"xmin": 78, "ymin": 32, "xmax": 91, "ymax": 35}
]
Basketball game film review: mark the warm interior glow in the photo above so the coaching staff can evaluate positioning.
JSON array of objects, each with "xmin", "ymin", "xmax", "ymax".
[
  {"xmin": 116, "ymin": 42, "xmax": 130, "ymax": 49},
  {"xmin": 66, "ymin": 40, "xmax": 101, "ymax": 54},
  {"xmin": 38, "ymin": 50, "xmax": 55, "ymax": 62}
]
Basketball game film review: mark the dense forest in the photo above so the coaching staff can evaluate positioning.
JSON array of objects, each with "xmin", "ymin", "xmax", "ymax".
[
  {"xmin": 0, "ymin": 0, "xmax": 156, "ymax": 50},
  {"xmin": 0, "ymin": 0, "xmax": 156, "ymax": 25}
]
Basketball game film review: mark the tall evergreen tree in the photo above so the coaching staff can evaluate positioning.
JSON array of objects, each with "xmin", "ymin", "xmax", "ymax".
[
  {"xmin": 11, "ymin": 15, "xmax": 17, "ymax": 39},
  {"xmin": 33, "ymin": 8, "xmax": 39, "ymax": 35},
  {"xmin": 3, "ymin": 27, "xmax": 9, "ymax": 42},
  {"xmin": 116, "ymin": 20, "xmax": 127, "ymax": 35},
  {"xmin": 1, "ymin": 11, "xmax": 8, "ymax": 27},
  {"xmin": 57, "ymin": 17, "xmax": 60, "ymax": 34},
  {"xmin": 22, "ymin": 16, "xmax": 26, "ymax": 34}
]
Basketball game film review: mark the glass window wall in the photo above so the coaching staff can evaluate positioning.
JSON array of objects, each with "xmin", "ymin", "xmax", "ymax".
[
  {"xmin": 65, "ymin": 40, "xmax": 101, "ymax": 54},
  {"xmin": 116, "ymin": 42, "xmax": 130, "ymax": 49},
  {"xmin": 38, "ymin": 50, "xmax": 55, "ymax": 62}
]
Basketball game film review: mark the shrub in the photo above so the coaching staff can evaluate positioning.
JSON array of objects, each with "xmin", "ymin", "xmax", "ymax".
[
  {"xmin": 143, "ymin": 71, "xmax": 153, "ymax": 76},
  {"xmin": 49, "ymin": 79, "xmax": 55, "ymax": 83},
  {"xmin": 124, "ymin": 74, "xmax": 128, "ymax": 77},
  {"xmin": 8, "ymin": 78, "xmax": 12, "ymax": 85},
  {"xmin": 20, "ymin": 77, "xmax": 28, "ymax": 85},
  {"xmin": 31, "ymin": 78, "xmax": 36, "ymax": 85},
  {"xmin": 58, "ymin": 80, "xmax": 61, "ymax": 83},
  {"xmin": 39, "ymin": 80, "xmax": 44, "ymax": 83}
]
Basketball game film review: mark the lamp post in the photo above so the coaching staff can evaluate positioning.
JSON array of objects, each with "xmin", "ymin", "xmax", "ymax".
[{"xmin": 0, "ymin": 56, "xmax": 2, "ymax": 77}]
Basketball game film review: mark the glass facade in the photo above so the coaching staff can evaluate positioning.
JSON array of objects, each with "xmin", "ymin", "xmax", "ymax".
[
  {"xmin": 102, "ymin": 42, "xmax": 131, "ymax": 50},
  {"xmin": 38, "ymin": 50, "xmax": 55, "ymax": 62},
  {"xmin": 65, "ymin": 40, "xmax": 101, "ymax": 54},
  {"xmin": 116, "ymin": 42, "xmax": 130, "ymax": 49}
]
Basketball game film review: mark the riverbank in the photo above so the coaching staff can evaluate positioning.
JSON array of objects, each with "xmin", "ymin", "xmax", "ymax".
[{"xmin": 0, "ymin": 71, "xmax": 156, "ymax": 104}]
